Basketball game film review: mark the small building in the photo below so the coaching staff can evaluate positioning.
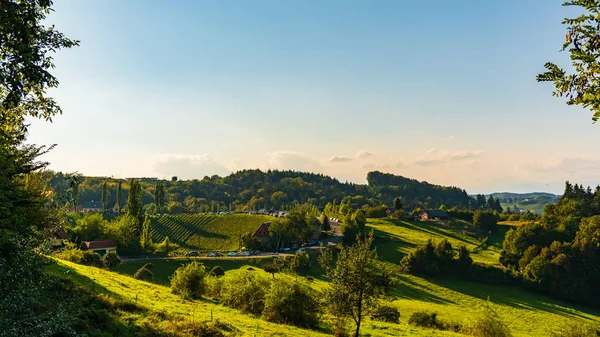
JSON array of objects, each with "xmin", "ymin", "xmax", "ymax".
[
  {"xmin": 83, "ymin": 201, "xmax": 103, "ymax": 213},
  {"xmin": 419, "ymin": 210, "xmax": 449, "ymax": 221},
  {"xmin": 253, "ymin": 222, "xmax": 271, "ymax": 241},
  {"xmin": 82, "ymin": 240, "xmax": 118, "ymax": 255}
]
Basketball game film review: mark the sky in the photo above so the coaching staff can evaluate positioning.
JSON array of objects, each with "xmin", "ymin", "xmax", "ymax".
[{"xmin": 26, "ymin": 0, "xmax": 600, "ymax": 194}]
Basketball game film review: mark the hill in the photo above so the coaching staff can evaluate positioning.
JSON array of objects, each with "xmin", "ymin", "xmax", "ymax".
[
  {"xmin": 491, "ymin": 192, "xmax": 559, "ymax": 214},
  {"xmin": 150, "ymin": 214, "xmax": 273, "ymax": 251},
  {"xmin": 43, "ymin": 169, "xmax": 473, "ymax": 212}
]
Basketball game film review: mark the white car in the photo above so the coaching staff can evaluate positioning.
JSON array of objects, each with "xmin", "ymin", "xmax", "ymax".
[
  {"xmin": 240, "ymin": 251, "xmax": 251, "ymax": 256},
  {"xmin": 206, "ymin": 252, "xmax": 216, "ymax": 257},
  {"xmin": 227, "ymin": 252, "xmax": 237, "ymax": 257}
]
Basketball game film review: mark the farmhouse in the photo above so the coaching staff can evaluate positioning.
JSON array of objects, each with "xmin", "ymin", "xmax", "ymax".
[
  {"xmin": 419, "ymin": 209, "xmax": 449, "ymax": 221},
  {"xmin": 253, "ymin": 222, "xmax": 271, "ymax": 241},
  {"xmin": 82, "ymin": 240, "xmax": 118, "ymax": 255},
  {"xmin": 83, "ymin": 201, "xmax": 103, "ymax": 212}
]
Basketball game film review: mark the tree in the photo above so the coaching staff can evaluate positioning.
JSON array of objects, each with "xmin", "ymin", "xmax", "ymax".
[
  {"xmin": 101, "ymin": 182, "xmax": 108, "ymax": 212},
  {"xmin": 319, "ymin": 232, "xmax": 391, "ymax": 337},
  {"xmin": 537, "ymin": 0, "xmax": 600, "ymax": 122},
  {"xmin": 473, "ymin": 209, "xmax": 498, "ymax": 232},
  {"xmin": 262, "ymin": 278, "xmax": 319, "ymax": 328},
  {"xmin": 116, "ymin": 181, "xmax": 123, "ymax": 212},
  {"xmin": 170, "ymin": 262, "xmax": 207, "ymax": 299},
  {"xmin": 140, "ymin": 217, "xmax": 153, "ymax": 251},
  {"xmin": 126, "ymin": 179, "xmax": 143, "ymax": 234},
  {"xmin": 394, "ymin": 196, "xmax": 403, "ymax": 211},
  {"xmin": 322, "ymin": 213, "xmax": 331, "ymax": 231},
  {"xmin": 102, "ymin": 251, "xmax": 121, "ymax": 268},
  {"xmin": 486, "ymin": 195, "xmax": 496, "ymax": 210},
  {"xmin": 154, "ymin": 181, "xmax": 165, "ymax": 213}
]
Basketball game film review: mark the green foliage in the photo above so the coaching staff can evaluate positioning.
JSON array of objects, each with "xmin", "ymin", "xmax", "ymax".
[
  {"xmin": 209, "ymin": 265, "xmax": 225, "ymax": 277},
  {"xmin": 102, "ymin": 182, "xmax": 109, "ymax": 212},
  {"xmin": 322, "ymin": 214, "xmax": 331, "ymax": 231},
  {"xmin": 170, "ymin": 262, "xmax": 207, "ymax": 299},
  {"xmin": 126, "ymin": 179, "xmax": 143, "ymax": 235},
  {"xmin": 219, "ymin": 271, "xmax": 271, "ymax": 314},
  {"xmin": 364, "ymin": 204, "xmax": 388, "ymax": 218},
  {"xmin": 537, "ymin": 0, "xmax": 600, "ymax": 122},
  {"xmin": 394, "ymin": 196, "xmax": 403, "ymax": 211},
  {"xmin": 55, "ymin": 244, "xmax": 84, "ymax": 263},
  {"xmin": 400, "ymin": 239, "xmax": 473, "ymax": 276},
  {"xmin": 81, "ymin": 251, "xmax": 103, "ymax": 267},
  {"xmin": 371, "ymin": 305, "xmax": 400, "ymax": 323},
  {"xmin": 408, "ymin": 311, "xmax": 441, "ymax": 328},
  {"xmin": 262, "ymin": 278, "xmax": 319, "ymax": 328},
  {"xmin": 551, "ymin": 321, "xmax": 600, "ymax": 337},
  {"xmin": 319, "ymin": 232, "xmax": 391, "ymax": 337},
  {"xmin": 463, "ymin": 303, "xmax": 512, "ymax": 337},
  {"xmin": 134, "ymin": 264, "xmax": 154, "ymax": 282},
  {"xmin": 116, "ymin": 181, "xmax": 123, "ymax": 212},
  {"xmin": 473, "ymin": 209, "xmax": 498, "ymax": 232},
  {"xmin": 507, "ymin": 214, "xmax": 520, "ymax": 221},
  {"xmin": 70, "ymin": 213, "xmax": 107, "ymax": 241},
  {"xmin": 140, "ymin": 217, "xmax": 153, "ymax": 251},
  {"xmin": 263, "ymin": 259, "xmax": 282, "ymax": 278},
  {"xmin": 102, "ymin": 251, "xmax": 121, "ymax": 268},
  {"xmin": 105, "ymin": 215, "xmax": 140, "ymax": 251}
]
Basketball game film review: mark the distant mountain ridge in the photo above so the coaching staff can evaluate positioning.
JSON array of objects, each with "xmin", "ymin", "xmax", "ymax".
[{"xmin": 490, "ymin": 192, "xmax": 560, "ymax": 199}]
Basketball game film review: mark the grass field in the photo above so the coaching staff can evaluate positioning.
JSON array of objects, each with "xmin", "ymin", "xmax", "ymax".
[
  {"xmin": 368, "ymin": 219, "xmax": 509, "ymax": 265},
  {"xmin": 51, "ymin": 257, "xmax": 599, "ymax": 337},
  {"xmin": 150, "ymin": 214, "xmax": 273, "ymax": 252}
]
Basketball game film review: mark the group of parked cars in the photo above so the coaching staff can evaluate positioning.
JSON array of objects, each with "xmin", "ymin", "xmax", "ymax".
[{"xmin": 184, "ymin": 251, "xmax": 262, "ymax": 258}]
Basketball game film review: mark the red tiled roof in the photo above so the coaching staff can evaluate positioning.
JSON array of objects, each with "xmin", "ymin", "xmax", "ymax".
[{"xmin": 82, "ymin": 240, "xmax": 117, "ymax": 250}]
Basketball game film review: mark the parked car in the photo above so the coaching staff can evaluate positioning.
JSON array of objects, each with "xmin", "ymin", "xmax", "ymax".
[
  {"xmin": 227, "ymin": 252, "xmax": 237, "ymax": 257},
  {"xmin": 282, "ymin": 247, "xmax": 291, "ymax": 252},
  {"xmin": 240, "ymin": 251, "xmax": 251, "ymax": 256},
  {"xmin": 185, "ymin": 251, "xmax": 199, "ymax": 257},
  {"xmin": 292, "ymin": 244, "xmax": 299, "ymax": 249},
  {"xmin": 297, "ymin": 248, "xmax": 306, "ymax": 253},
  {"xmin": 253, "ymin": 250, "xmax": 261, "ymax": 255},
  {"xmin": 206, "ymin": 252, "xmax": 216, "ymax": 257},
  {"xmin": 214, "ymin": 252, "xmax": 223, "ymax": 257}
]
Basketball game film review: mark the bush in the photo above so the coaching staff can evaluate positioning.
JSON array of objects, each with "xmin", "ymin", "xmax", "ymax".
[
  {"xmin": 262, "ymin": 278, "xmax": 319, "ymax": 328},
  {"xmin": 508, "ymin": 214, "xmax": 520, "ymax": 221},
  {"xmin": 102, "ymin": 251, "xmax": 121, "ymax": 268},
  {"xmin": 463, "ymin": 304, "xmax": 512, "ymax": 337},
  {"xmin": 56, "ymin": 246, "xmax": 84, "ymax": 263},
  {"xmin": 134, "ymin": 265, "xmax": 153, "ymax": 282},
  {"xmin": 371, "ymin": 305, "xmax": 400, "ymax": 323},
  {"xmin": 408, "ymin": 311, "xmax": 440, "ymax": 328},
  {"xmin": 551, "ymin": 322, "xmax": 600, "ymax": 337},
  {"xmin": 219, "ymin": 271, "xmax": 271, "ymax": 314},
  {"xmin": 205, "ymin": 275, "xmax": 223, "ymax": 299},
  {"xmin": 80, "ymin": 251, "xmax": 103, "ymax": 267},
  {"xmin": 209, "ymin": 265, "xmax": 225, "ymax": 277},
  {"xmin": 473, "ymin": 210, "xmax": 498, "ymax": 232},
  {"xmin": 170, "ymin": 262, "xmax": 207, "ymax": 299}
]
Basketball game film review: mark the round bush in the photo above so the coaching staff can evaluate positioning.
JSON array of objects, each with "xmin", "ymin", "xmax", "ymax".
[
  {"xmin": 102, "ymin": 251, "xmax": 121, "ymax": 268},
  {"xmin": 262, "ymin": 278, "xmax": 319, "ymax": 328},
  {"xmin": 209, "ymin": 265, "xmax": 225, "ymax": 277},
  {"xmin": 508, "ymin": 214, "xmax": 520, "ymax": 221},
  {"xmin": 134, "ymin": 266, "xmax": 153, "ymax": 282},
  {"xmin": 219, "ymin": 272, "xmax": 270, "ymax": 314},
  {"xmin": 80, "ymin": 251, "xmax": 103, "ymax": 267},
  {"xmin": 408, "ymin": 311, "xmax": 439, "ymax": 328},
  {"xmin": 371, "ymin": 305, "xmax": 400, "ymax": 323},
  {"xmin": 170, "ymin": 262, "xmax": 207, "ymax": 299}
]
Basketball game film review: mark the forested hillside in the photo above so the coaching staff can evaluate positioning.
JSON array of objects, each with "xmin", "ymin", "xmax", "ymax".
[{"xmin": 44, "ymin": 169, "xmax": 472, "ymax": 212}]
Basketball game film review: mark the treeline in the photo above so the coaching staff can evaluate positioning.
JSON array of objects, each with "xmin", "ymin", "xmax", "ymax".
[{"xmin": 44, "ymin": 169, "xmax": 479, "ymax": 213}]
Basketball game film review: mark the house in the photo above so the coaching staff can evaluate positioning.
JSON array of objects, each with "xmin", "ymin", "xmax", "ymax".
[
  {"xmin": 81, "ymin": 240, "xmax": 118, "ymax": 255},
  {"xmin": 253, "ymin": 222, "xmax": 271, "ymax": 241},
  {"xmin": 83, "ymin": 201, "xmax": 103, "ymax": 213},
  {"xmin": 48, "ymin": 225, "xmax": 68, "ymax": 249},
  {"xmin": 419, "ymin": 209, "xmax": 449, "ymax": 221},
  {"xmin": 310, "ymin": 217, "xmax": 323, "ymax": 240},
  {"xmin": 65, "ymin": 205, "xmax": 83, "ymax": 212}
]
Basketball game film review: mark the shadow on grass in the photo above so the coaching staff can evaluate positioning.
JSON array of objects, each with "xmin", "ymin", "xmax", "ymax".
[
  {"xmin": 427, "ymin": 277, "xmax": 600, "ymax": 320},
  {"xmin": 389, "ymin": 275, "xmax": 456, "ymax": 305}
]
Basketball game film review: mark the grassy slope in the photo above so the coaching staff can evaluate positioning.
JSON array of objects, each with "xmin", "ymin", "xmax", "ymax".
[
  {"xmin": 53, "ymin": 259, "xmax": 460, "ymax": 337},
  {"xmin": 500, "ymin": 202, "xmax": 548, "ymax": 215},
  {"xmin": 368, "ymin": 219, "xmax": 508, "ymax": 265},
  {"xmin": 150, "ymin": 214, "xmax": 272, "ymax": 252}
]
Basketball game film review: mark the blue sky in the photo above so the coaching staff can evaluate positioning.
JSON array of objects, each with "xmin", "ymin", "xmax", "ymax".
[{"xmin": 27, "ymin": 0, "xmax": 600, "ymax": 194}]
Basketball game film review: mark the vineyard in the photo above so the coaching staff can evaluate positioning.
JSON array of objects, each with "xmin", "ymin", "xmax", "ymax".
[{"xmin": 149, "ymin": 214, "xmax": 273, "ymax": 251}]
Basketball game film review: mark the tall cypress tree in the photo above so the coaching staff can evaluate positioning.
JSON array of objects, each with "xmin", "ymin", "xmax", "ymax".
[
  {"xmin": 101, "ymin": 182, "xmax": 108, "ymax": 212},
  {"xmin": 116, "ymin": 181, "xmax": 123, "ymax": 213},
  {"xmin": 127, "ymin": 179, "xmax": 143, "ymax": 235}
]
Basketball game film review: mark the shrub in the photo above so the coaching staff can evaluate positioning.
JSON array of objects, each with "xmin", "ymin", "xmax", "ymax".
[
  {"xmin": 134, "ymin": 265, "xmax": 153, "ymax": 282},
  {"xmin": 219, "ymin": 271, "xmax": 271, "ymax": 314},
  {"xmin": 262, "ymin": 278, "xmax": 319, "ymax": 328},
  {"xmin": 102, "ymin": 251, "xmax": 121, "ymax": 268},
  {"xmin": 56, "ymin": 246, "xmax": 84, "ymax": 263},
  {"xmin": 209, "ymin": 265, "xmax": 225, "ymax": 277},
  {"xmin": 263, "ymin": 260, "xmax": 281, "ymax": 278},
  {"xmin": 408, "ymin": 311, "xmax": 440, "ymax": 328},
  {"xmin": 205, "ymin": 275, "xmax": 223, "ymax": 299},
  {"xmin": 80, "ymin": 251, "xmax": 103, "ymax": 267},
  {"xmin": 551, "ymin": 322, "xmax": 600, "ymax": 337},
  {"xmin": 371, "ymin": 305, "xmax": 400, "ymax": 323},
  {"xmin": 508, "ymin": 214, "xmax": 520, "ymax": 221},
  {"xmin": 462, "ymin": 304, "xmax": 512, "ymax": 337},
  {"xmin": 170, "ymin": 262, "xmax": 207, "ymax": 299}
]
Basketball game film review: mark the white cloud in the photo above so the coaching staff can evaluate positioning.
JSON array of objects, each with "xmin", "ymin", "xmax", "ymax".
[
  {"xmin": 328, "ymin": 156, "xmax": 353, "ymax": 163},
  {"xmin": 152, "ymin": 153, "xmax": 231, "ymax": 179},
  {"xmin": 356, "ymin": 151, "xmax": 373, "ymax": 159},
  {"xmin": 265, "ymin": 151, "xmax": 324, "ymax": 172},
  {"xmin": 412, "ymin": 149, "xmax": 483, "ymax": 167},
  {"xmin": 523, "ymin": 157, "xmax": 600, "ymax": 176}
]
